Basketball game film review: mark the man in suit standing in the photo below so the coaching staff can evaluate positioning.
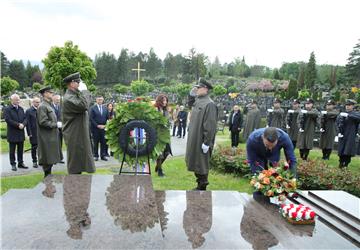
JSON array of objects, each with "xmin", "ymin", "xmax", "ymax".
[
  {"xmin": 177, "ymin": 105, "xmax": 188, "ymax": 138},
  {"xmin": 52, "ymin": 94, "xmax": 64, "ymax": 163},
  {"xmin": 89, "ymin": 96, "xmax": 108, "ymax": 161},
  {"xmin": 4, "ymin": 94, "xmax": 28, "ymax": 171},
  {"xmin": 25, "ymin": 96, "xmax": 41, "ymax": 168},
  {"xmin": 228, "ymin": 105, "xmax": 243, "ymax": 148}
]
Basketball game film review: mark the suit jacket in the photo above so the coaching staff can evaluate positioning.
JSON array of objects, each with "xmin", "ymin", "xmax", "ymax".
[
  {"xmin": 228, "ymin": 111, "xmax": 243, "ymax": 132},
  {"xmin": 89, "ymin": 104, "xmax": 108, "ymax": 132},
  {"xmin": 52, "ymin": 103, "xmax": 61, "ymax": 121},
  {"xmin": 4, "ymin": 104, "xmax": 27, "ymax": 143},
  {"xmin": 25, "ymin": 106, "xmax": 38, "ymax": 144},
  {"xmin": 177, "ymin": 111, "xmax": 188, "ymax": 125}
]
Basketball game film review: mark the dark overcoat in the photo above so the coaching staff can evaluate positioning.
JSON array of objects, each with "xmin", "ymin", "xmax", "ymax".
[
  {"xmin": 4, "ymin": 105, "xmax": 27, "ymax": 143},
  {"xmin": 25, "ymin": 106, "xmax": 38, "ymax": 145},
  {"xmin": 337, "ymin": 111, "xmax": 360, "ymax": 156}
]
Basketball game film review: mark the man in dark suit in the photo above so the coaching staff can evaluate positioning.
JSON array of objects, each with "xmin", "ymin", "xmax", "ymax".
[
  {"xmin": 89, "ymin": 96, "xmax": 108, "ymax": 161},
  {"xmin": 52, "ymin": 94, "xmax": 64, "ymax": 163},
  {"xmin": 228, "ymin": 105, "xmax": 243, "ymax": 148},
  {"xmin": 4, "ymin": 94, "xmax": 28, "ymax": 171},
  {"xmin": 177, "ymin": 105, "xmax": 188, "ymax": 138},
  {"xmin": 25, "ymin": 97, "xmax": 41, "ymax": 168}
]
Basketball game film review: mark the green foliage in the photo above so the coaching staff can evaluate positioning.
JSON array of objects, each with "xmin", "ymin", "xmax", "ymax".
[
  {"xmin": 8, "ymin": 60, "xmax": 27, "ymax": 88},
  {"xmin": 1, "ymin": 51, "xmax": 10, "ymax": 77},
  {"xmin": 114, "ymin": 83, "xmax": 129, "ymax": 94},
  {"xmin": 297, "ymin": 65, "xmax": 305, "ymax": 89},
  {"xmin": 287, "ymin": 78, "xmax": 298, "ymax": 99},
  {"xmin": 213, "ymin": 84, "xmax": 227, "ymax": 96},
  {"xmin": 273, "ymin": 68, "xmax": 281, "ymax": 80},
  {"xmin": 233, "ymin": 57, "xmax": 250, "ymax": 77},
  {"xmin": 298, "ymin": 89, "xmax": 310, "ymax": 100},
  {"xmin": 227, "ymin": 85, "xmax": 237, "ymax": 93},
  {"xmin": 210, "ymin": 145, "xmax": 250, "ymax": 177},
  {"xmin": 345, "ymin": 39, "xmax": 360, "ymax": 84},
  {"xmin": 94, "ymin": 52, "xmax": 118, "ymax": 85},
  {"xmin": 42, "ymin": 41, "xmax": 97, "ymax": 90},
  {"xmin": 279, "ymin": 62, "xmax": 301, "ymax": 80},
  {"xmin": 88, "ymin": 84, "xmax": 97, "ymax": 93},
  {"xmin": 130, "ymin": 80, "xmax": 152, "ymax": 96},
  {"xmin": 1, "ymin": 76, "xmax": 19, "ymax": 96},
  {"xmin": 145, "ymin": 48, "xmax": 162, "ymax": 79},
  {"xmin": 32, "ymin": 82, "xmax": 43, "ymax": 92},
  {"xmin": 105, "ymin": 99, "xmax": 170, "ymax": 165},
  {"xmin": 297, "ymin": 159, "xmax": 360, "ymax": 197},
  {"xmin": 305, "ymin": 52, "xmax": 317, "ymax": 89},
  {"xmin": 174, "ymin": 83, "xmax": 192, "ymax": 101}
]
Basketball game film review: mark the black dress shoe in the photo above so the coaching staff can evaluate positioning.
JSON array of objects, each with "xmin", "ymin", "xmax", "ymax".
[
  {"xmin": 33, "ymin": 162, "xmax": 38, "ymax": 168},
  {"xmin": 11, "ymin": 164, "xmax": 17, "ymax": 171},
  {"xmin": 94, "ymin": 157, "xmax": 99, "ymax": 161},
  {"xmin": 59, "ymin": 160, "xmax": 65, "ymax": 164},
  {"xmin": 18, "ymin": 163, "xmax": 29, "ymax": 169},
  {"xmin": 101, "ymin": 157, "xmax": 108, "ymax": 161}
]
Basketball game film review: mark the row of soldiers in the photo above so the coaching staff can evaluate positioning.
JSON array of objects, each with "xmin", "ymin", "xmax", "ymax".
[{"xmin": 264, "ymin": 97, "xmax": 360, "ymax": 168}]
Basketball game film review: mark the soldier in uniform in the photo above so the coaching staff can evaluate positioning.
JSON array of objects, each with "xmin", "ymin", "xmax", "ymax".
[
  {"xmin": 297, "ymin": 98, "xmax": 320, "ymax": 160},
  {"xmin": 185, "ymin": 78, "xmax": 218, "ymax": 190},
  {"xmin": 319, "ymin": 100, "xmax": 338, "ymax": 160},
  {"xmin": 37, "ymin": 86, "xmax": 61, "ymax": 177},
  {"xmin": 267, "ymin": 98, "xmax": 285, "ymax": 130},
  {"xmin": 286, "ymin": 99, "xmax": 301, "ymax": 148},
  {"xmin": 62, "ymin": 72, "xmax": 95, "ymax": 174},
  {"xmin": 242, "ymin": 100, "xmax": 261, "ymax": 141},
  {"xmin": 336, "ymin": 99, "xmax": 360, "ymax": 168},
  {"xmin": 25, "ymin": 97, "xmax": 41, "ymax": 168}
]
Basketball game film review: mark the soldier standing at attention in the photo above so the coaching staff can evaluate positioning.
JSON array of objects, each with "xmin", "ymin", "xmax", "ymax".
[
  {"xmin": 286, "ymin": 99, "xmax": 301, "ymax": 148},
  {"xmin": 319, "ymin": 100, "xmax": 338, "ymax": 160},
  {"xmin": 267, "ymin": 98, "xmax": 285, "ymax": 130}
]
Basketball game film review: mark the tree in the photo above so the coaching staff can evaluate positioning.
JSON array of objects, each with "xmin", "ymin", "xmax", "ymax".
[
  {"xmin": 187, "ymin": 48, "xmax": 207, "ymax": 80},
  {"xmin": 297, "ymin": 65, "xmax": 305, "ymax": 89},
  {"xmin": 305, "ymin": 52, "xmax": 317, "ymax": 90},
  {"xmin": 234, "ymin": 57, "xmax": 250, "ymax": 77},
  {"xmin": 227, "ymin": 85, "xmax": 238, "ymax": 93},
  {"xmin": 114, "ymin": 83, "xmax": 128, "ymax": 94},
  {"xmin": 175, "ymin": 83, "xmax": 192, "ymax": 102},
  {"xmin": 330, "ymin": 66, "xmax": 337, "ymax": 89},
  {"xmin": 345, "ymin": 39, "xmax": 360, "ymax": 84},
  {"xmin": 25, "ymin": 61, "xmax": 42, "ymax": 87},
  {"xmin": 208, "ymin": 56, "xmax": 222, "ymax": 78},
  {"xmin": 42, "ymin": 41, "xmax": 96, "ymax": 90},
  {"xmin": 213, "ymin": 85, "xmax": 227, "ymax": 96},
  {"xmin": 1, "ymin": 76, "xmax": 19, "ymax": 96},
  {"xmin": 8, "ymin": 60, "xmax": 27, "ymax": 88},
  {"xmin": 117, "ymin": 49, "xmax": 130, "ymax": 84},
  {"xmin": 273, "ymin": 68, "xmax": 280, "ymax": 80},
  {"xmin": 130, "ymin": 80, "xmax": 151, "ymax": 96},
  {"xmin": 250, "ymin": 65, "xmax": 272, "ymax": 78},
  {"xmin": 163, "ymin": 53, "xmax": 177, "ymax": 79},
  {"xmin": 1, "ymin": 51, "xmax": 10, "ymax": 77},
  {"xmin": 144, "ymin": 48, "xmax": 162, "ymax": 79},
  {"xmin": 94, "ymin": 52, "xmax": 118, "ymax": 85},
  {"xmin": 279, "ymin": 62, "xmax": 300, "ymax": 80},
  {"xmin": 287, "ymin": 78, "xmax": 298, "ymax": 99},
  {"xmin": 32, "ymin": 82, "xmax": 43, "ymax": 92}
]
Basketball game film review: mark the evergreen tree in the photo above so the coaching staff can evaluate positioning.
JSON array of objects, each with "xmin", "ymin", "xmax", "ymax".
[
  {"xmin": 297, "ymin": 65, "xmax": 305, "ymax": 89},
  {"xmin": 273, "ymin": 68, "xmax": 280, "ymax": 80},
  {"xmin": 94, "ymin": 52, "xmax": 118, "ymax": 85},
  {"xmin": 25, "ymin": 61, "xmax": 42, "ymax": 87},
  {"xmin": 234, "ymin": 57, "xmax": 250, "ymax": 77},
  {"xmin": 208, "ymin": 56, "xmax": 222, "ymax": 78},
  {"xmin": 117, "ymin": 49, "xmax": 130, "ymax": 84},
  {"xmin": 1, "ymin": 51, "xmax": 10, "ymax": 77},
  {"xmin": 305, "ymin": 52, "xmax": 317, "ymax": 90},
  {"xmin": 345, "ymin": 39, "xmax": 360, "ymax": 84},
  {"xmin": 330, "ymin": 66, "xmax": 337, "ymax": 89},
  {"xmin": 287, "ymin": 78, "xmax": 298, "ymax": 99},
  {"xmin": 144, "ymin": 48, "xmax": 162, "ymax": 79},
  {"xmin": 8, "ymin": 60, "xmax": 27, "ymax": 89}
]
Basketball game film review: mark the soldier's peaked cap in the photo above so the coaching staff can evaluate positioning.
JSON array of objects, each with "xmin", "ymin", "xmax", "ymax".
[{"xmin": 63, "ymin": 72, "xmax": 81, "ymax": 83}]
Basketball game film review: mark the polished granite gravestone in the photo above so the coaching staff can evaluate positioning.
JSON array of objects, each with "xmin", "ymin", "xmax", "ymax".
[{"xmin": 1, "ymin": 175, "xmax": 359, "ymax": 249}]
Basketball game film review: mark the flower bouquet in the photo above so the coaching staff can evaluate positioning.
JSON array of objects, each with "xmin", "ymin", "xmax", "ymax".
[
  {"xmin": 250, "ymin": 162, "xmax": 297, "ymax": 202},
  {"xmin": 280, "ymin": 204, "xmax": 316, "ymax": 225}
]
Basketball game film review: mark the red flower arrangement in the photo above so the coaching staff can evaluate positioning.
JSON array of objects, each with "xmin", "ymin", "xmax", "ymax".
[{"xmin": 280, "ymin": 204, "xmax": 316, "ymax": 225}]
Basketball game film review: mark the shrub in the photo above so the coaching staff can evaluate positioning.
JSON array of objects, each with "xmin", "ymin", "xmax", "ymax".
[
  {"xmin": 210, "ymin": 145, "xmax": 250, "ymax": 176},
  {"xmin": 297, "ymin": 159, "xmax": 360, "ymax": 197}
]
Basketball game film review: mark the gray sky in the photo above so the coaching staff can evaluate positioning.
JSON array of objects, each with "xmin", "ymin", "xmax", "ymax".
[{"xmin": 1, "ymin": 0, "xmax": 359, "ymax": 68}]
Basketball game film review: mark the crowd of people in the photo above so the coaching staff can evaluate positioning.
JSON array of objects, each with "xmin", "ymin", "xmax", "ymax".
[{"xmin": 3, "ymin": 73, "xmax": 360, "ymax": 190}]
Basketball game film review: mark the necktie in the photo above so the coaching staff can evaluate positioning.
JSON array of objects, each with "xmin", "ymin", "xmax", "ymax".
[{"xmin": 99, "ymin": 105, "xmax": 102, "ymax": 115}]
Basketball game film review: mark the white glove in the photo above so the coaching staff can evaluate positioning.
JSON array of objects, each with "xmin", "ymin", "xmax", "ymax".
[
  {"xmin": 299, "ymin": 128, "xmax": 304, "ymax": 133},
  {"xmin": 78, "ymin": 80, "xmax": 88, "ymax": 91},
  {"xmin": 57, "ymin": 122, "xmax": 62, "ymax": 128},
  {"xmin": 321, "ymin": 111, "xmax": 327, "ymax": 115},
  {"xmin": 189, "ymin": 87, "xmax": 197, "ymax": 97},
  {"xmin": 266, "ymin": 125, "xmax": 269, "ymax": 128},
  {"xmin": 338, "ymin": 133, "xmax": 344, "ymax": 138},
  {"xmin": 340, "ymin": 112, "xmax": 348, "ymax": 117},
  {"xmin": 201, "ymin": 143, "xmax": 210, "ymax": 154},
  {"xmin": 288, "ymin": 109, "xmax": 294, "ymax": 113},
  {"xmin": 301, "ymin": 110, "xmax": 308, "ymax": 114},
  {"xmin": 267, "ymin": 109, "xmax": 273, "ymax": 113},
  {"xmin": 320, "ymin": 128, "xmax": 325, "ymax": 133},
  {"xmin": 286, "ymin": 124, "xmax": 290, "ymax": 129}
]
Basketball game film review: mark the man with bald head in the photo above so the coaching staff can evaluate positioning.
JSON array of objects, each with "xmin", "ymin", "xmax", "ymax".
[
  {"xmin": 4, "ymin": 94, "xmax": 28, "ymax": 171},
  {"xmin": 25, "ymin": 96, "xmax": 41, "ymax": 168}
]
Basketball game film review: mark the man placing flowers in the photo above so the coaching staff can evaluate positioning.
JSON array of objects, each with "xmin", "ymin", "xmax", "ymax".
[{"xmin": 246, "ymin": 127, "xmax": 297, "ymax": 176}]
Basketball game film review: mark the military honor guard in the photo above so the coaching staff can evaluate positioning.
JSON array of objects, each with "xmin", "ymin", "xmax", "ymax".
[
  {"xmin": 243, "ymin": 100, "xmax": 261, "ymax": 140},
  {"xmin": 319, "ymin": 100, "xmax": 338, "ymax": 160},
  {"xmin": 286, "ymin": 99, "xmax": 301, "ymax": 148},
  {"xmin": 266, "ymin": 98, "xmax": 285, "ymax": 130}
]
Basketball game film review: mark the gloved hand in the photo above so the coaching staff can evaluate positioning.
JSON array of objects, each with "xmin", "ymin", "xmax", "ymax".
[
  {"xmin": 288, "ymin": 109, "xmax": 294, "ymax": 113},
  {"xmin": 201, "ymin": 143, "xmax": 209, "ymax": 154},
  {"xmin": 267, "ymin": 109, "xmax": 273, "ymax": 112},
  {"xmin": 338, "ymin": 133, "xmax": 344, "ymax": 138},
  {"xmin": 57, "ymin": 122, "xmax": 62, "ymax": 128},
  {"xmin": 78, "ymin": 80, "xmax": 88, "ymax": 91},
  {"xmin": 286, "ymin": 124, "xmax": 290, "ymax": 129},
  {"xmin": 266, "ymin": 125, "xmax": 269, "ymax": 128},
  {"xmin": 301, "ymin": 110, "xmax": 308, "ymax": 114},
  {"xmin": 299, "ymin": 128, "xmax": 304, "ymax": 133},
  {"xmin": 320, "ymin": 128, "xmax": 325, "ymax": 133},
  {"xmin": 340, "ymin": 112, "xmax": 348, "ymax": 117},
  {"xmin": 321, "ymin": 111, "xmax": 327, "ymax": 115},
  {"xmin": 189, "ymin": 87, "xmax": 197, "ymax": 97}
]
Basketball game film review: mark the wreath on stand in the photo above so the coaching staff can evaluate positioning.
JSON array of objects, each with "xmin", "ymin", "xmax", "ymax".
[{"xmin": 106, "ymin": 97, "xmax": 170, "ymax": 166}]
